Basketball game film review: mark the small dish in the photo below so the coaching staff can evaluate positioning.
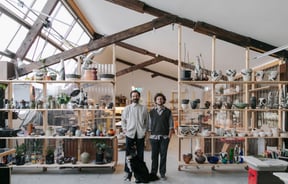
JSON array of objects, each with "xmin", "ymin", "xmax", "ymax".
[{"xmin": 234, "ymin": 103, "xmax": 248, "ymax": 109}]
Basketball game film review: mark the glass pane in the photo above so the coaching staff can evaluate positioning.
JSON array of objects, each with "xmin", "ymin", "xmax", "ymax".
[
  {"xmin": 0, "ymin": 14, "xmax": 19, "ymax": 51},
  {"xmin": 7, "ymin": 26, "xmax": 29, "ymax": 53}
]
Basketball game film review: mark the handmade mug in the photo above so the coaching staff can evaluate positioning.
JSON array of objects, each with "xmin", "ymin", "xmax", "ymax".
[
  {"xmin": 226, "ymin": 69, "xmax": 236, "ymax": 81},
  {"xmin": 241, "ymin": 68, "xmax": 252, "ymax": 81},
  {"xmin": 211, "ymin": 70, "xmax": 222, "ymax": 81},
  {"xmin": 255, "ymin": 70, "xmax": 265, "ymax": 81}
]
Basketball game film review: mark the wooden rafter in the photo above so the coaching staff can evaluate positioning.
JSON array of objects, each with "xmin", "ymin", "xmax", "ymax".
[
  {"xmin": 18, "ymin": 15, "xmax": 176, "ymax": 76},
  {"xmin": 106, "ymin": 0, "xmax": 288, "ymax": 59},
  {"xmin": 116, "ymin": 56, "xmax": 164, "ymax": 76},
  {"xmin": 15, "ymin": 0, "xmax": 59, "ymax": 60},
  {"xmin": 0, "ymin": 2, "xmax": 65, "ymax": 62},
  {"xmin": 116, "ymin": 58, "xmax": 204, "ymax": 89},
  {"xmin": 116, "ymin": 58, "xmax": 172, "ymax": 79}
]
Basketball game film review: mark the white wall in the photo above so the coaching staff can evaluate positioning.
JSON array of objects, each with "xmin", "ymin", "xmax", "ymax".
[{"xmin": 115, "ymin": 62, "xmax": 204, "ymax": 107}]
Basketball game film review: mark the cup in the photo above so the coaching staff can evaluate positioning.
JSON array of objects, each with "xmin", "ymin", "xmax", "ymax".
[
  {"xmin": 226, "ymin": 69, "xmax": 236, "ymax": 81},
  {"xmin": 268, "ymin": 71, "xmax": 278, "ymax": 81},
  {"xmin": 241, "ymin": 68, "xmax": 252, "ymax": 81},
  {"xmin": 255, "ymin": 70, "xmax": 264, "ymax": 81},
  {"xmin": 211, "ymin": 70, "xmax": 222, "ymax": 81},
  {"xmin": 258, "ymin": 97, "xmax": 267, "ymax": 108}
]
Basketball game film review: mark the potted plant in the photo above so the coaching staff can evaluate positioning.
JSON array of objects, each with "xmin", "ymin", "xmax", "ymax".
[
  {"xmin": 93, "ymin": 140, "xmax": 107, "ymax": 164},
  {"xmin": 57, "ymin": 93, "xmax": 71, "ymax": 108},
  {"xmin": 45, "ymin": 147, "xmax": 55, "ymax": 164},
  {"xmin": 15, "ymin": 143, "xmax": 26, "ymax": 165}
]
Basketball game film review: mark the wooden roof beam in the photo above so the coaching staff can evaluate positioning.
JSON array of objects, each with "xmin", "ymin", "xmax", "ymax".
[
  {"xmin": 116, "ymin": 58, "xmax": 204, "ymax": 89},
  {"xmin": 18, "ymin": 15, "xmax": 176, "ymax": 76},
  {"xmin": 116, "ymin": 42, "xmax": 212, "ymax": 75},
  {"xmin": 15, "ymin": 0, "xmax": 58, "ymax": 60},
  {"xmin": 116, "ymin": 56, "xmax": 164, "ymax": 76},
  {"xmin": 116, "ymin": 58, "xmax": 175, "ymax": 80},
  {"xmin": 106, "ymin": 0, "xmax": 288, "ymax": 59}
]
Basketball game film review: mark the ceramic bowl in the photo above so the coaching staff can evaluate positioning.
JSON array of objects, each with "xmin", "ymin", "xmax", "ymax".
[
  {"xmin": 238, "ymin": 132, "xmax": 246, "ymax": 137},
  {"xmin": 234, "ymin": 103, "xmax": 248, "ymax": 109},
  {"xmin": 181, "ymin": 99, "xmax": 190, "ymax": 104},
  {"xmin": 195, "ymin": 155, "xmax": 206, "ymax": 164},
  {"xmin": 178, "ymin": 126, "xmax": 190, "ymax": 136},
  {"xmin": 206, "ymin": 154, "xmax": 219, "ymax": 164}
]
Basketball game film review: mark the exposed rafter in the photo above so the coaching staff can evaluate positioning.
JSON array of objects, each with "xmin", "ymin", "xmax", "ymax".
[
  {"xmin": 18, "ymin": 15, "xmax": 176, "ymax": 76},
  {"xmin": 15, "ymin": 0, "xmax": 59, "ymax": 60},
  {"xmin": 116, "ymin": 58, "xmax": 204, "ymax": 89},
  {"xmin": 117, "ymin": 56, "xmax": 164, "ymax": 76},
  {"xmin": 105, "ymin": 0, "xmax": 288, "ymax": 59},
  {"xmin": 0, "ymin": 2, "xmax": 65, "ymax": 62}
]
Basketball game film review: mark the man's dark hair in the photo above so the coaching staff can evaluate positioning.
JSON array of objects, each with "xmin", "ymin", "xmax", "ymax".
[
  {"xmin": 154, "ymin": 93, "xmax": 166, "ymax": 104},
  {"xmin": 130, "ymin": 90, "xmax": 141, "ymax": 98}
]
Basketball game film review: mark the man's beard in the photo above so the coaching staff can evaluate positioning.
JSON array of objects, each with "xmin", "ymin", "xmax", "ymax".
[{"xmin": 132, "ymin": 99, "xmax": 139, "ymax": 103}]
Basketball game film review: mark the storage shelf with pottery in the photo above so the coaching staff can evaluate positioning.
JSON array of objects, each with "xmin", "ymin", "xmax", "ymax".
[
  {"xmin": 176, "ymin": 25, "xmax": 286, "ymax": 171},
  {"xmin": 0, "ymin": 80, "xmax": 118, "ymax": 170},
  {"xmin": 0, "ymin": 56, "xmax": 118, "ymax": 171}
]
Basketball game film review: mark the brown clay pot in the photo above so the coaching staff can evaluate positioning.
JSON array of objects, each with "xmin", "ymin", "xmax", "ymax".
[
  {"xmin": 182, "ymin": 153, "xmax": 192, "ymax": 164},
  {"xmin": 83, "ymin": 68, "xmax": 97, "ymax": 80}
]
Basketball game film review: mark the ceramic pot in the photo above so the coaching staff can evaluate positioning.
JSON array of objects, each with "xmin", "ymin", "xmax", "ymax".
[
  {"xmin": 250, "ymin": 96, "xmax": 257, "ymax": 109},
  {"xmin": 45, "ymin": 154, "xmax": 55, "ymax": 164},
  {"xmin": 75, "ymin": 129, "xmax": 81, "ymax": 137},
  {"xmin": 182, "ymin": 153, "xmax": 192, "ymax": 164},
  {"xmin": 211, "ymin": 70, "xmax": 222, "ymax": 81},
  {"xmin": 80, "ymin": 152, "xmax": 90, "ymax": 163},
  {"xmin": 83, "ymin": 68, "xmax": 97, "ymax": 80},
  {"xmin": 195, "ymin": 155, "xmax": 206, "ymax": 164},
  {"xmin": 181, "ymin": 70, "xmax": 191, "ymax": 80},
  {"xmin": 255, "ymin": 70, "xmax": 264, "ymax": 81},
  {"xmin": 226, "ymin": 69, "xmax": 236, "ymax": 81}
]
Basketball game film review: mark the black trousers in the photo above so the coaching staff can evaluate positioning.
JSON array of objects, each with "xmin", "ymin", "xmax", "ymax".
[{"xmin": 150, "ymin": 137, "xmax": 170, "ymax": 176}]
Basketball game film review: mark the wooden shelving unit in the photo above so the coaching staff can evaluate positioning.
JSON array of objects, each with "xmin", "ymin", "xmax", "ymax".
[{"xmin": 176, "ymin": 25, "xmax": 286, "ymax": 171}]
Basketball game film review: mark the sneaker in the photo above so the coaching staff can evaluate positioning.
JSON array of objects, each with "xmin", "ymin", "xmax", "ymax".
[
  {"xmin": 160, "ymin": 175, "xmax": 167, "ymax": 181},
  {"xmin": 150, "ymin": 173, "xmax": 160, "ymax": 181}
]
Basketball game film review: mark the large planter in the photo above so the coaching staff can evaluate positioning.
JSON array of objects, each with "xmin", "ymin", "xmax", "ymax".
[
  {"xmin": 45, "ymin": 154, "xmax": 55, "ymax": 164},
  {"xmin": 15, "ymin": 155, "xmax": 25, "ymax": 165},
  {"xmin": 105, "ymin": 147, "xmax": 113, "ymax": 163},
  {"xmin": 80, "ymin": 152, "xmax": 90, "ymax": 164},
  {"xmin": 95, "ymin": 152, "xmax": 104, "ymax": 164}
]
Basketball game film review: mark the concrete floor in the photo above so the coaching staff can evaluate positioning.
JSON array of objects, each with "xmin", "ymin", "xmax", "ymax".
[{"xmin": 10, "ymin": 135, "xmax": 249, "ymax": 184}]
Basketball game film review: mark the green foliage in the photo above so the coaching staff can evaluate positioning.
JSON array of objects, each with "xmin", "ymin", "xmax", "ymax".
[
  {"xmin": 0, "ymin": 84, "xmax": 7, "ymax": 90},
  {"xmin": 93, "ymin": 140, "xmax": 107, "ymax": 153},
  {"xmin": 46, "ymin": 147, "xmax": 54, "ymax": 156},
  {"xmin": 57, "ymin": 93, "xmax": 71, "ymax": 104},
  {"xmin": 16, "ymin": 143, "xmax": 26, "ymax": 156}
]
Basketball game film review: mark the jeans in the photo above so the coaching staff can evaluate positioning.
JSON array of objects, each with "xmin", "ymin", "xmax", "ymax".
[
  {"xmin": 150, "ymin": 137, "xmax": 170, "ymax": 176},
  {"xmin": 124, "ymin": 135, "xmax": 145, "ymax": 175}
]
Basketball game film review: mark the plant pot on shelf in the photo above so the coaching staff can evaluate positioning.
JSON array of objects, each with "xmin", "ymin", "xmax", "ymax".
[
  {"xmin": 80, "ymin": 152, "xmax": 90, "ymax": 164},
  {"xmin": 94, "ymin": 140, "xmax": 107, "ymax": 164},
  {"xmin": 15, "ymin": 155, "xmax": 25, "ymax": 165},
  {"xmin": 105, "ymin": 147, "xmax": 113, "ymax": 163},
  {"xmin": 45, "ymin": 153, "xmax": 55, "ymax": 164},
  {"xmin": 95, "ymin": 152, "xmax": 105, "ymax": 164}
]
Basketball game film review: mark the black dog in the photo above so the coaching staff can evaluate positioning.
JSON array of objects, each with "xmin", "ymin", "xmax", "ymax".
[{"xmin": 126, "ymin": 155, "xmax": 159, "ymax": 183}]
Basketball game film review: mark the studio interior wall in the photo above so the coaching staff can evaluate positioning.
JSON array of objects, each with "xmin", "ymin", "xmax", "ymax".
[{"xmin": 115, "ymin": 62, "xmax": 204, "ymax": 106}]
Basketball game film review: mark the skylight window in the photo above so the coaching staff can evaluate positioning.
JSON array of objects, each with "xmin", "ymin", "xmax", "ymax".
[{"xmin": 0, "ymin": 0, "xmax": 91, "ymax": 64}]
